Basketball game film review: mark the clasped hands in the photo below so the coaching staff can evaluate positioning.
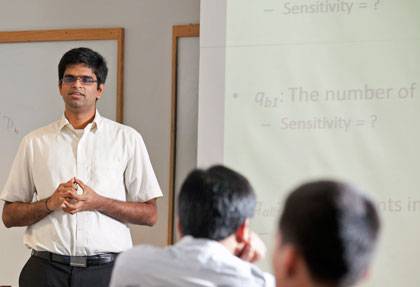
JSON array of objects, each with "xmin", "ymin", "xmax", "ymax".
[{"xmin": 46, "ymin": 177, "xmax": 101, "ymax": 214}]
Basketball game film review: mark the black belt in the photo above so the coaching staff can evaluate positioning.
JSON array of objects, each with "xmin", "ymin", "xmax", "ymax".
[{"xmin": 31, "ymin": 250, "xmax": 119, "ymax": 267}]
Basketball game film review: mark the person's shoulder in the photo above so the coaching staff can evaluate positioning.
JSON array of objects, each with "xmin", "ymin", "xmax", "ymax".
[
  {"xmin": 117, "ymin": 244, "xmax": 162, "ymax": 265},
  {"xmin": 111, "ymin": 245, "xmax": 166, "ymax": 287},
  {"xmin": 246, "ymin": 264, "xmax": 275, "ymax": 287},
  {"xmin": 261, "ymin": 271, "xmax": 275, "ymax": 287},
  {"xmin": 100, "ymin": 117, "xmax": 143, "ymax": 139},
  {"xmin": 113, "ymin": 245, "xmax": 164, "ymax": 276},
  {"xmin": 21, "ymin": 119, "xmax": 61, "ymax": 144},
  {"xmin": 223, "ymin": 255, "xmax": 275, "ymax": 287}
]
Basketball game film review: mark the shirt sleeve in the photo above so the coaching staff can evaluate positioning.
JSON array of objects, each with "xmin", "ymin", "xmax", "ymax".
[
  {"xmin": 0, "ymin": 135, "xmax": 36, "ymax": 202},
  {"xmin": 124, "ymin": 130, "xmax": 162, "ymax": 202}
]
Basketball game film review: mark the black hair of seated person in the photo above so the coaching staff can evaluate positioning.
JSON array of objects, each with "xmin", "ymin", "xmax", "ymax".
[
  {"xmin": 178, "ymin": 165, "xmax": 256, "ymax": 241},
  {"xmin": 279, "ymin": 180, "xmax": 381, "ymax": 287},
  {"xmin": 58, "ymin": 47, "xmax": 108, "ymax": 88}
]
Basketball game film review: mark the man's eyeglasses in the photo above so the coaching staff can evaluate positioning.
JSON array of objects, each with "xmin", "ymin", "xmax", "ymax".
[{"xmin": 61, "ymin": 75, "xmax": 97, "ymax": 85}]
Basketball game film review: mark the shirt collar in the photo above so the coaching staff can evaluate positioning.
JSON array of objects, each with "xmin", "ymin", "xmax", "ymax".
[
  {"xmin": 92, "ymin": 110, "xmax": 103, "ymax": 130},
  {"xmin": 57, "ymin": 110, "xmax": 103, "ymax": 132}
]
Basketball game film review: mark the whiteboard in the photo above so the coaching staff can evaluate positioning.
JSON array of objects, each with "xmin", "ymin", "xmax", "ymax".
[{"xmin": 0, "ymin": 39, "xmax": 118, "ymax": 286}]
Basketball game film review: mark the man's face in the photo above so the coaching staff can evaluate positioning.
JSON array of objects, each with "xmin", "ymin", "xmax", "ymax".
[{"xmin": 59, "ymin": 64, "xmax": 104, "ymax": 114}]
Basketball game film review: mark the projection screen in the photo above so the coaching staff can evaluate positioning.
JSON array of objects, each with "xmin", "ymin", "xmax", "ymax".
[{"xmin": 198, "ymin": 1, "xmax": 420, "ymax": 286}]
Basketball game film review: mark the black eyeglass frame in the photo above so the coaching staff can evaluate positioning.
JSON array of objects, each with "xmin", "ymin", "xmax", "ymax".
[{"xmin": 61, "ymin": 75, "xmax": 98, "ymax": 85}]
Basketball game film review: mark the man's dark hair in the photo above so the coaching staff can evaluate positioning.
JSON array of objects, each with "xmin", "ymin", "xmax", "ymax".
[
  {"xmin": 178, "ymin": 165, "xmax": 256, "ymax": 241},
  {"xmin": 279, "ymin": 180, "xmax": 380, "ymax": 287},
  {"xmin": 58, "ymin": 47, "xmax": 108, "ymax": 88}
]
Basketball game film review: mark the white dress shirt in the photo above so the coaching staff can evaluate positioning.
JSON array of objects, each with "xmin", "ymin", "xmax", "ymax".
[
  {"xmin": 110, "ymin": 236, "xmax": 275, "ymax": 287},
  {"xmin": 1, "ymin": 111, "xmax": 162, "ymax": 255}
]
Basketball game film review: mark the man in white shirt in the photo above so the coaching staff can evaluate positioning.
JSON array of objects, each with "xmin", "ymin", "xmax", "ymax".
[
  {"xmin": 110, "ymin": 165, "xmax": 275, "ymax": 287},
  {"xmin": 272, "ymin": 180, "xmax": 381, "ymax": 287},
  {"xmin": 1, "ymin": 47, "xmax": 162, "ymax": 287}
]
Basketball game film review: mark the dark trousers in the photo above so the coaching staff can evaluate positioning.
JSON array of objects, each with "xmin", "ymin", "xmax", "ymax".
[{"xmin": 19, "ymin": 255, "xmax": 115, "ymax": 287}]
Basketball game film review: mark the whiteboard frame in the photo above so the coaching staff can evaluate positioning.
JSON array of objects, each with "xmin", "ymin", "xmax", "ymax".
[{"xmin": 168, "ymin": 24, "xmax": 200, "ymax": 244}]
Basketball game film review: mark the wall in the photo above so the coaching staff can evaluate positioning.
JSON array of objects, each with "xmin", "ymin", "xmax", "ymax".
[{"xmin": 0, "ymin": 0, "xmax": 200, "ymax": 247}]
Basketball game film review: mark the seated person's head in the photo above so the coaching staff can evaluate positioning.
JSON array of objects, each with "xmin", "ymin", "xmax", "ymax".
[
  {"xmin": 273, "ymin": 180, "xmax": 381, "ymax": 287},
  {"xmin": 178, "ymin": 165, "xmax": 256, "ymax": 243}
]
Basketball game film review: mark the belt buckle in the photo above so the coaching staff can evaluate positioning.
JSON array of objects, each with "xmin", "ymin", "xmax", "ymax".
[{"xmin": 70, "ymin": 256, "xmax": 87, "ymax": 267}]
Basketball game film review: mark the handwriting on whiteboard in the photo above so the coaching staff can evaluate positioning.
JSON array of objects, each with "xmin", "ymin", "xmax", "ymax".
[{"xmin": 0, "ymin": 111, "xmax": 20, "ymax": 135}]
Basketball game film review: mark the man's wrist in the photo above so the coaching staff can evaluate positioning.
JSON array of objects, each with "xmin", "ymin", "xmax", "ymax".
[
  {"xmin": 45, "ymin": 197, "xmax": 53, "ymax": 213},
  {"xmin": 95, "ymin": 194, "xmax": 109, "ymax": 212}
]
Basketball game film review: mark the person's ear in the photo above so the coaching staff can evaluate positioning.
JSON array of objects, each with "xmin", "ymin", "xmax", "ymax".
[
  {"xmin": 96, "ymin": 83, "xmax": 105, "ymax": 100},
  {"xmin": 58, "ymin": 81, "xmax": 64, "ymax": 95},
  {"xmin": 281, "ymin": 244, "xmax": 299, "ymax": 278},
  {"xmin": 176, "ymin": 217, "xmax": 184, "ymax": 238},
  {"xmin": 235, "ymin": 218, "xmax": 250, "ymax": 243}
]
